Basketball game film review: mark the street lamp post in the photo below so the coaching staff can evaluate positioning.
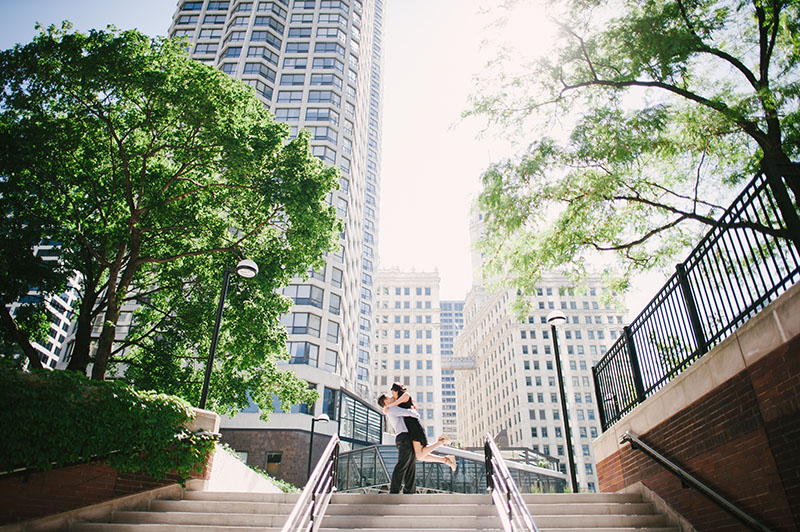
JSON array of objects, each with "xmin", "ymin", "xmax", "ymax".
[
  {"xmin": 307, "ymin": 413, "xmax": 330, "ymax": 481},
  {"xmin": 199, "ymin": 259, "xmax": 259, "ymax": 410},
  {"xmin": 547, "ymin": 310, "xmax": 579, "ymax": 493}
]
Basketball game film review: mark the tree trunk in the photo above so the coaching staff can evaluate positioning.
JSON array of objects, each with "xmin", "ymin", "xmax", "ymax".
[
  {"xmin": 761, "ymin": 151, "xmax": 800, "ymax": 204},
  {"xmin": 0, "ymin": 304, "xmax": 44, "ymax": 370},
  {"xmin": 66, "ymin": 286, "xmax": 101, "ymax": 374},
  {"xmin": 91, "ymin": 272, "xmax": 122, "ymax": 380},
  {"xmin": 92, "ymin": 230, "xmax": 142, "ymax": 380}
]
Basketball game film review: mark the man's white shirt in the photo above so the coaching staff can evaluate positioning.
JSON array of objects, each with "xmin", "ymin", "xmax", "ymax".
[{"xmin": 384, "ymin": 405, "xmax": 420, "ymax": 434}]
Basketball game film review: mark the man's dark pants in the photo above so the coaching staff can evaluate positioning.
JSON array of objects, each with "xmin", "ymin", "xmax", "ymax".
[{"xmin": 390, "ymin": 432, "xmax": 416, "ymax": 494}]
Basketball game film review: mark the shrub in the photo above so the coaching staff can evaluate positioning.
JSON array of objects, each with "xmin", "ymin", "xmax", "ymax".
[{"xmin": 0, "ymin": 366, "xmax": 216, "ymax": 483}]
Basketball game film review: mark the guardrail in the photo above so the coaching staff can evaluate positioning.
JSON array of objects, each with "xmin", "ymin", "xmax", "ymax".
[
  {"xmin": 593, "ymin": 163, "xmax": 800, "ymax": 431},
  {"xmin": 485, "ymin": 433, "xmax": 539, "ymax": 532},
  {"xmin": 280, "ymin": 434, "xmax": 340, "ymax": 532},
  {"xmin": 621, "ymin": 432, "xmax": 774, "ymax": 532}
]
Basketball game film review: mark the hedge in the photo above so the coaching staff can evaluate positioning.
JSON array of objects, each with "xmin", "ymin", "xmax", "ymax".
[{"xmin": 0, "ymin": 367, "xmax": 217, "ymax": 483}]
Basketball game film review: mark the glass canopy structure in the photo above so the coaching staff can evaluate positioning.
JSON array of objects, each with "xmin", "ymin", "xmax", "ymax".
[{"xmin": 337, "ymin": 445, "xmax": 567, "ymax": 494}]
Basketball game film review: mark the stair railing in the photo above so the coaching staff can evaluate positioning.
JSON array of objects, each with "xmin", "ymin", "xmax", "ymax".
[
  {"xmin": 485, "ymin": 433, "xmax": 539, "ymax": 532},
  {"xmin": 281, "ymin": 433, "xmax": 340, "ymax": 532},
  {"xmin": 621, "ymin": 431, "xmax": 774, "ymax": 532}
]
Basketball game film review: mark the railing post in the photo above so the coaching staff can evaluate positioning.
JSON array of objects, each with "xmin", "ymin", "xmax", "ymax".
[
  {"xmin": 591, "ymin": 366, "xmax": 607, "ymax": 431},
  {"xmin": 623, "ymin": 326, "xmax": 647, "ymax": 404},
  {"xmin": 675, "ymin": 264, "xmax": 708, "ymax": 356},
  {"xmin": 484, "ymin": 440, "xmax": 494, "ymax": 491},
  {"xmin": 762, "ymin": 160, "xmax": 800, "ymax": 256}
]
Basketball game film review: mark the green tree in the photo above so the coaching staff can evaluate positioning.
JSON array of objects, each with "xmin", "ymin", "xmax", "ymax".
[
  {"xmin": 0, "ymin": 25, "xmax": 340, "ymax": 413},
  {"xmin": 466, "ymin": 0, "xmax": 799, "ymax": 300}
]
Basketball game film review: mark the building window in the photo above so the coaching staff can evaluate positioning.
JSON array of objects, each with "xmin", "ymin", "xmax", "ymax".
[
  {"xmin": 277, "ymin": 90, "xmax": 302, "ymax": 102},
  {"xmin": 323, "ymin": 388, "xmax": 338, "ymax": 420},
  {"xmin": 265, "ymin": 452, "xmax": 281, "ymax": 476},
  {"xmin": 325, "ymin": 349, "xmax": 338, "ymax": 372},
  {"xmin": 194, "ymin": 43, "xmax": 218, "ymax": 55},
  {"xmin": 280, "ymin": 312, "xmax": 321, "ymax": 336},
  {"xmin": 327, "ymin": 321, "xmax": 340, "ymax": 343},
  {"xmin": 306, "ymin": 107, "xmax": 339, "ymax": 124},
  {"xmin": 285, "ymin": 42, "xmax": 310, "ymax": 54},
  {"xmin": 280, "ymin": 73, "xmax": 305, "ymax": 85},
  {"xmin": 287, "ymin": 341, "xmax": 319, "ymax": 365},
  {"xmin": 314, "ymin": 42, "xmax": 346, "ymax": 57},
  {"xmin": 275, "ymin": 108, "xmax": 300, "ymax": 121}
]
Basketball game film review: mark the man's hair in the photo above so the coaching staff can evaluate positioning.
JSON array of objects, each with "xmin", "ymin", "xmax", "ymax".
[{"xmin": 377, "ymin": 394, "xmax": 387, "ymax": 407}]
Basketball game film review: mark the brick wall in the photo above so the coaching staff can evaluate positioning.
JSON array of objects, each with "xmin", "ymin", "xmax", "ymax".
[
  {"xmin": 0, "ymin": 408, "xmax": 218, "ymax": 526},
  {"xmin": 0, "ymin": 461, "xmax": 188, "ymax": 524},
  {"xmin": 596, "ymin": 336, "xmax": 800, "ymax": 531},
  {"xmin": 220, "ymin": 428, "xmax": 332, "ymax": 489}
]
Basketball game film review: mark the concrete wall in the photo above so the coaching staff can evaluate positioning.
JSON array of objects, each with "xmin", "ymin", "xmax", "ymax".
[
  {"xmin": 220, "ymin": 428, "xmax": 333, "ymax": 490},
  {"xmin": 593, "ymin": 282, "xmax": 800, "ymax": 531}
]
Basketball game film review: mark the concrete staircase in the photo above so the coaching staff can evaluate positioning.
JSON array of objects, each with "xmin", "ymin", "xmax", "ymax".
[{"xmin": 72, "ymin": 491, "xmax": 680, "ymax": 532}]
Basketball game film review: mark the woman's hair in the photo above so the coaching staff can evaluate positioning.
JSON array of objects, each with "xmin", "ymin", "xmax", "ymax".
[{"xmin": 390, "ymin": 382, "xmax": 406, "ymax": 395}]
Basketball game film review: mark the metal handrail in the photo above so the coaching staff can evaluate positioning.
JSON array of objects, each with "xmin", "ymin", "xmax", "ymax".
[
  {"xmin": 485, "ymin": 433, "xmax": 539, "ymax": 532},
  {"xmin": 281, "ymin": 433, "xmax": 340, "ymax": 532},
  {"xmin": 621, "ymin": 431, "xmax": 774, "ymax": 532}
]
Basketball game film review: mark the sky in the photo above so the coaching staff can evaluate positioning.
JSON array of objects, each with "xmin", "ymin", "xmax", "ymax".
[{"xmin": 0, "ymin": 1, "xmax": 661, "ymax": 312}]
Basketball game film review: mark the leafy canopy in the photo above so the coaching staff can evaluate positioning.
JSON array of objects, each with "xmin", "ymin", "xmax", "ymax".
[
  {"xmin": 0, "ymin": 24, "xmax": 341, "ymax": 415},
  {"xmin": 466, "ymin": 0, "xmax": 799, "ymax": 302}
]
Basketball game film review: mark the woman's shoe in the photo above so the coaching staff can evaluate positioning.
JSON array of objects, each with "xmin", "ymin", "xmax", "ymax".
[{"xmin": 445, "ymin": 455, "xmax": 457, "ymax": 472}]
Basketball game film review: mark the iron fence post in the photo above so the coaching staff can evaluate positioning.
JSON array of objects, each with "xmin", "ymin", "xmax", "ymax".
[
  {"xmin": 484, "ymin": 441, "xmax": 494, "ymax": 491},
  {"xmin": 591, "ymin": 366, "xmax": 607, "ymax": 431},
  {"xmin": 762, "ymin": 160, "xmax": 800, "ymax": 256},
  {"xmin": 675, "ymin": 264, "xmax": 708, "ymax": 357},
  {"xmin": 624, "ymin": 326, "xmax": 646, "ymax": 405}
]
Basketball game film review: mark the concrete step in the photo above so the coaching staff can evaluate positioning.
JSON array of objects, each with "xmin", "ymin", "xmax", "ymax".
[
  {"xmin": 521, "ymin": 493, "xmax": 643, "ymax": 504},
  {"xmin": 69, "ymin": 490, "xmax": 680, "ymax": 532},
  {"xmin": 319, "ymin": 513, "xmax": 666, "ymax": 528},
  {"xmin": 316, "ymin": 529, "xmax": 678, "ymax": 532},
  {"xmin": 327, "ymin": 492, "xmax": 642, "ymax": 504},
  {"xmin": 73, "ymin": 525, "xmax": 283, "ymax": 532},
  {"xmin": 322, "ymin": 502, "xmax": 655, "ymax": 516},
  {"xmin": 182, "ymin": 491, "xmax": 301, "ymax": 503},
  {"xmin": 113, "ymin": 511, "xmax": 287, "ymax": 527},
  {"xmin": 150, "ymin": 500, "xmax": 291, "ymax": 514}
]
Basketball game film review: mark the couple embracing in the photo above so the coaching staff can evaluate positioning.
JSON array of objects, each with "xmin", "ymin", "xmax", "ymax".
[{"xmin": 378, "ymin": 382, "xmax": 456, "ymax": 494}]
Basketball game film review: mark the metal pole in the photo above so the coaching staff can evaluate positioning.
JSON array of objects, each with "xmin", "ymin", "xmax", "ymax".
[
  {"xmin": 307, "ymin": 417, "xmax": 317, "ymax": 481},
  {"xmin": 551, "ymin": 324, "xmax": 578, "ymax": 492},
  {"xmin": 199, "ymin": 268, "xmax": 233, "ymax": 410},
  {"xmin": 675, "ymin": 264, "xmax": 708, "ymax": 360}
]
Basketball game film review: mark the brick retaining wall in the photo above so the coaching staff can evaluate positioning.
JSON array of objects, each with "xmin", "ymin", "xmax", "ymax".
[{"xmin": 593, "ymin": 283, "xmax": 800, "ymax": 532}]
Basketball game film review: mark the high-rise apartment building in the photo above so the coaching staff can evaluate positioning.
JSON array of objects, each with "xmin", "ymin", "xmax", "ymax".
[
  {"xmin": 7, "ymin": 243, "xmax": 82, "ymax": 370},
  {"xmin": 439, "ymin": 300, "xmax": 464, "ymax": 437},
  {"xmin": 374, "ymin": 269, "xmax": 443, "ymax": 441},
  {"xmin": 168, "ymin": 0, "xmax": 385, "ymax": 486},
  {"xmin": 454, "ymin": 211, "xmax": 626, "ymax": 492}
]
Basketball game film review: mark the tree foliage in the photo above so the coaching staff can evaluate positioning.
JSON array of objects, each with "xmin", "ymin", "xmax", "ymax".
[
  {"xmin": 466, "ymin": 0, "xmax": 800, "ymax": 300},
  {"xmin": 0, "ymin": 25, "xmax": 340, "ymax": 414}
]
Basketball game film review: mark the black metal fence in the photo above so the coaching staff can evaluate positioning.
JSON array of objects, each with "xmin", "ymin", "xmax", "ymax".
[{"xmin": 593, "ymin": 163, "xmax": 800, "ymax": 431}]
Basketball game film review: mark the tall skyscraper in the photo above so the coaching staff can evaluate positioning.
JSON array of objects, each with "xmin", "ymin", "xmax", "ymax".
[
  {"xmin": 454, "ymin": 211, "xmax": 626, "ymax": 492},
  {"xmin": 168, "ymin": 0, "xmax": 385, "ymax": 486},
  {"xmin": 374, "ymin": 269, "xmax": 444, "ymax": 441},
  {"xmin": 439, "ymin": 300, "xmax": 463, "ymax": 438}
]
